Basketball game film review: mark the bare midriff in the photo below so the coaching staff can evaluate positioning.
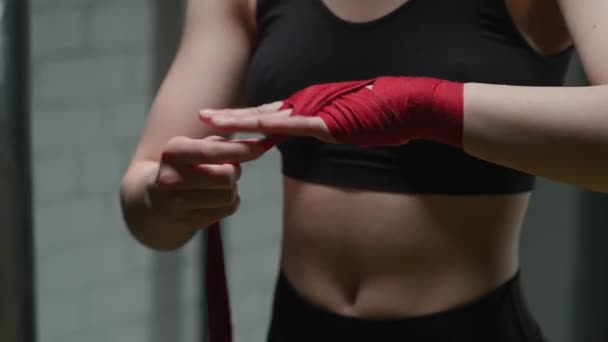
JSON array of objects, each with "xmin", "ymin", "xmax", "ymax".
[
  {"xmin": 280, "ymin": 176, "xmax": 530, "ymax": 318},
  {"xmin": 249, "ymin": 0, "xmax": 567, "ymax": 320}
]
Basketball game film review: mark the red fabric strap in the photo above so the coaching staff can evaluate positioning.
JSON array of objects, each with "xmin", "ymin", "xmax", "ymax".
[
  {"xmin": 206, "ymin": 222, "xmax": 232, "ymax": 342},
  {"xmin": 280, "ymin": 76, "xmax": 464, "ymax": 147}
]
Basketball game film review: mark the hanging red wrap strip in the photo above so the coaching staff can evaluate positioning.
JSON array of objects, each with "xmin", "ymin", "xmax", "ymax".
[{"xmin": 206, "ymin": 222, "xmax": 232, "ymax": 342}]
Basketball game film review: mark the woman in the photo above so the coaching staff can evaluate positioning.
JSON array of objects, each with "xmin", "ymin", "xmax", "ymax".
[{"xmin": 120, "ymin": 0, "xmax": 608, "ymax": 341}]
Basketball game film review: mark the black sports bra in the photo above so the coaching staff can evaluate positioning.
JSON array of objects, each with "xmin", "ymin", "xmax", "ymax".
[{"xmin": 246, "ymin": 0, "xmax": 573, "ymax": 194}]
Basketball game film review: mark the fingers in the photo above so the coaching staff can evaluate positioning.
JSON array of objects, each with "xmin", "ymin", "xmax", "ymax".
[
  {"xmin": 202, "ymin": 109, "xmax": 292, "ymax": 130},
  {"xmin": 257, "ymin": 116, "xmax": 333, "ymax": 141},
  {"xmin": 157, "ymin": 188, "xmax": 240, "ymax": 211},
  {"xmin": 149, "ymin": 188, "xmax": 241, "ymax": 227},
  {"xmin": 161, "ymin": 136, "xmax": 267, "ymax": 165},
  {"xmin": 156, "ymin": 163, "xmax": 241, "ymax": 190},
  {"xmin": 204, "ymin": 114, "xmax": 336, "ymax": 142},
  {"xmin": 199, "ymin": 101, "xmax": 284, "ymax": 119},
  {"xmin": 183, "ymin": 202, "xmax": 241, "ymax": 227},
  {"xmin": 196, "ymin": 163, "xmax": 242, "ymax": 183},
  {"xmin": 149, "ymin": 164, "xmax": 240, "ymax": 212},
  {"xmin": 149, "ymin": 135, "xmax": 252, "ymax": 227},
  {"xmin": 199, "ymin": 102, "xmax": 334, "ymax": 141}
]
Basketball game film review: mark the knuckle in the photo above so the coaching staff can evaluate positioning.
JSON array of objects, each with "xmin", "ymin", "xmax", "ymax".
[
  {"xmin": 257, "ymin": 116, "xmax": 270, "ymax": 127},
  {"xmin": 155, "ymin": 165, "xmax": 181, "ymax": 187},
  {"xmin": 218, "ymin": 165, "xmax": 239, "ymax": 185},
  {"xmin": 253, "ymin": 106, "xmax": 264, "ymax": 116},
  {"xmin": 237, "ymin": 145, "xmax": 258, "ymax": 161},
  {"xmin": 206, "ymin": 165, "xmax": 240, "ymax": 186},
  {"xmin": 166, "ymin": 136, "xmax": 190, "ymax": 152},
  {"xmin": 200, "ymin": 143, "xmax": 220, "ymax": 159},
  {"xmin": 255, "ymin": 116, "xmax": 263, "ymax": 129},
  {"xmin": 163, "ymin": 137, "xmax": 192, "ymax": 162},
  {"xmin": 206, "ymin": 135, "xmax": 225, "ymax": 141}
]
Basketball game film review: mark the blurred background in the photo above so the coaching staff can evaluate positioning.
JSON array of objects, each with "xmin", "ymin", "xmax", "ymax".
[{"xmin": 1, "ymin": 0, "xmax": 607, "ymax": 341}]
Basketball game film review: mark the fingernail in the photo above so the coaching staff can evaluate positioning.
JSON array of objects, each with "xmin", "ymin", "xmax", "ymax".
[{"xmin": 199, "ymin": 110, "xmax": 212, "ymax": 118}]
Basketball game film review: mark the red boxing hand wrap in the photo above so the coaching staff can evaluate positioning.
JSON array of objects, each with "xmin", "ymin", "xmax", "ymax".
[{"xmin": 280, "ymin": 77, "xmax": 464, "ymax": 147}]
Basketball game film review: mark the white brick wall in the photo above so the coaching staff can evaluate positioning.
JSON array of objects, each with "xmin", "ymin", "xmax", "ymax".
[
  {"xmin": 33, "ymin": 54, "xmax": 131, "ymax": 102},
  {"xmin": 88, "ymin": 3, "xmax": 153, "ymax": 50},
  {"xmin": 31, "ymin": 1, "xmax": 285, "ymax": 341},
  {"xmin": 30, "ymin": 8, "xmax": 84, "ymax": 57},
  {"xmin": 31, "ymin": 1, "xmax": 202, "ymax": 342}
]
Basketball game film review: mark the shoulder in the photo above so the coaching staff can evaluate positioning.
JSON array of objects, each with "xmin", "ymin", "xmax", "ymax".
[
  {"xmin": 181, "ymin": 0, "xmax": 257, "ymax": 45},
  {"xmin": 184, "ymin": 0, "xmax": 256, "ymax": 29}
]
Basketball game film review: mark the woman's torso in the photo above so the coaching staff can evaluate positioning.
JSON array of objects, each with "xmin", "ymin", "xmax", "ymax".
[{"xmin": 245, "ymin": 0, "xmax": 572, "ymax": 318}]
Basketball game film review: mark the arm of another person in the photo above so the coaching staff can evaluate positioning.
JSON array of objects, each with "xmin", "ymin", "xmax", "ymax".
[{"xmin": 120, "ymin": 0, "xmax": 259, "ymax": 250}]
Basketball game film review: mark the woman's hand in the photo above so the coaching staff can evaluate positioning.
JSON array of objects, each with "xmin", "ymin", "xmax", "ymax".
[
  {"xmin": 122, "ymin": 135, "xmax": 267, "ymax": 250},
  {"xmin": 199, "ymin": 77, "xmax": 464, "ymax": 148},
  {"xmin": 149, "ymin": 135, "xmax": 266, "ymax": 227}
]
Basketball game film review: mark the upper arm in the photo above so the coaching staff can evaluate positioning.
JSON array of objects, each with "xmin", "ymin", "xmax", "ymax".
[
  {"xmin": 133, "ymin": 0, "xmax": 255, "ymax": 162},
  {"xmin": 558, "ymin": 0, "xmax": 608, "ymax": 84}
]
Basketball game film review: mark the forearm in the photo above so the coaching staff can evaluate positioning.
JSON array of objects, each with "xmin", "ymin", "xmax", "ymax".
[
  {"xmin": 119, "ymin": 0, "xmax": 255, "ymax": 250},
  {"xmin": 463, "ymin": 83, "xmax": 608, "ymax": 192},
  {"xmin": 120, "ymin": 161, "xmax": 200, "ymax": 251},
  {"xmin": 198, "ymin": 77, "xmax": 608, "ymax": 193}
]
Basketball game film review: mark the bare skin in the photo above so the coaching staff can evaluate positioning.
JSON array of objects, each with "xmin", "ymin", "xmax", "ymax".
[
  {"xmin": 281, "ymin": 179, "xmax": 529, "ymax": 317},
  {"xmin": 253, "ymin": 0, "xmax": 572, "ymax": 318},
  {"xmin": 121, "ymin": 0, "xmax": 603, "ymax": 321}
]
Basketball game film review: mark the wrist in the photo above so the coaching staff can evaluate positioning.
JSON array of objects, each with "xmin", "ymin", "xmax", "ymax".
[{"xmin": 408, "ymin": 77, "xmax": 465, "ymax": 147}]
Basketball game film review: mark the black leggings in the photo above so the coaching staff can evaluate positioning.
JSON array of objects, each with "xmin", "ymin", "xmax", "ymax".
[{"xmin": 267, "ymin": 272, "xmax": 547, "ymax": 342}]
